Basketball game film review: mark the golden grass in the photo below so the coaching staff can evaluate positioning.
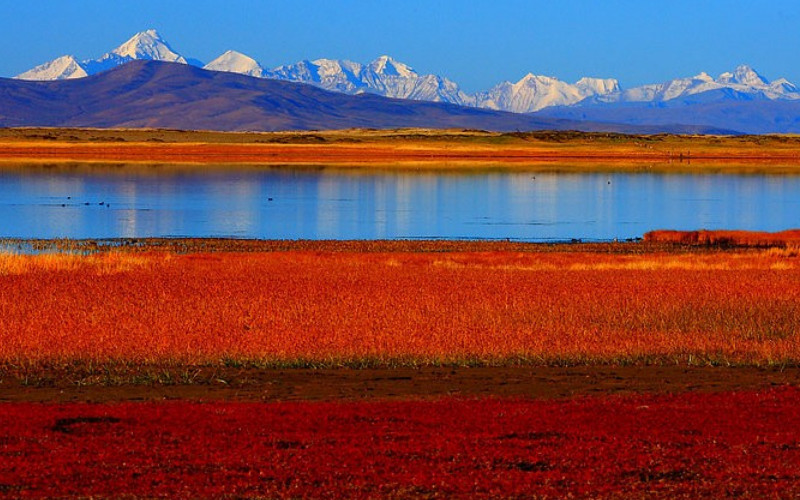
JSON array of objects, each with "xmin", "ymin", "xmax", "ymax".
[
  {"xmin": 766, "ymin": 245, "xmax": 800, "ymax": 257},
  {"xmin": 0, "ymin": 251, "xmax": 161, "ymax": 275}
]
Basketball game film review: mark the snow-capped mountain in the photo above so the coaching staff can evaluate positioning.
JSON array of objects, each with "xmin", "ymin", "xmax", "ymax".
[
  {"xmin": 272, "ymin": 56, "xmax": 618, "ymax": 110},
  {"xmin": 15, "ymin": 29, "xmax": 800, "ymax": 119},
  {"xmin": 204, "ymin": 50, "xmax": 271, "ymax": 78},
  {"xmin": 272, "ymin": 55, "xmax": 473, "ymax": 104},
  {"xmin": 593, "ymin": 65, "xmax": 800, "ymax": 103},
  {"xmin": 536, "ymin": 64, "xmax": 800, "ymax": 134},
  {"xmin": 9, "ymin": 60, "xmax": 667, "ymax": 133},
  {"xmin": 272, "ymin": 59, "xmax": 365, "ymax": 93},
  {"xmin": 111, "ymin": 29, "xmax": 186, "ymax": 62},
  {"xmin": 16, "ymin": 55, "xmax": 88, "ymax": 80},
  {"xmin": 16, "ymin": 30, "xmax": 188, "ymax": 81},
  {"xmin": 361, "ymin": 56, "xmax": 472, "ymax": 104},
  {"xmin": 475, "ymin": 74, "xmax": 620, "ymax": 112}
]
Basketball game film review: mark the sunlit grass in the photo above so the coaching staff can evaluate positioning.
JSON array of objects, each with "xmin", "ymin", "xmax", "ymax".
[
  {"xmin": 1, "ymin": 249, "xmax": 799, "ymax": 366},
  {"xmin": 0, "ymin": 251, "xmax": 161, "ymax": 275}
]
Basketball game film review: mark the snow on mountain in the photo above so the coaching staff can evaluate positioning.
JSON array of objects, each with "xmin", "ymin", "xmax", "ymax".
[
  {"xmin": 770, "ymin": 78, "xmax": 799, "ymax": 95},
  {"xmin": 575, "ymin": 77, "xmax": 620, "ymax": 96},
  {"xmin": 16, "ymin": 55, "xmax": 88, "ymax": 80},
  {"xmin": 475, "ymin": 74, "xmax": 620, "ymax": 112},
  {"xmin": 718, "ymin": 65, "xmax": 769, "ymax": 86},
  {"xmin": 614, "ymin": 72, "xmax": 720, "ymax": 102},
  {"xmin": 404, "ymin": 73, "xmax": 472, "ymax": 104},
  {"xmin": 16, "ymin": 30, "xmax": 188, "ymax": 81},
  {"xmin": 110, "ymin": 29, "xmax": 186, "ymax": 63},
  {"xmin": 366, "ymin": 55, "xmax": 416, "ymax": 79},
  {"xmin": 359, "ymin": 56, "xmax": 472, "ymax": 104},
  {"xmin": 272, "ymin": 55, "xmax": 472, "ymax": 104},
  {"xmin": 273, "ymin": 59, "xmax": 365, "ymax": 93},
  {"xmin": 593, "ymin": 65, "xmax": 800, "ymax": 104},
  {"xmin": 311, "ymin": 59, "xmax": 365, "ymax": 92},
  {"xmin": 84, "ymin": 29, "xmax": 188, "ymax": 75},
  {"xmin": 359, "ymin": 55, "xmax": 419, "ymax": 95},
  {"xmin": 14, "ymin": 30, "xmax": 800, "ymax": 115},
  {"xmin": 204, "ymin": 50, "xmax": 271, "ymax": 78}
]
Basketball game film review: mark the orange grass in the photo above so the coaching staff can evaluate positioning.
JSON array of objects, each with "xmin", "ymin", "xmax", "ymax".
[
  {"xmin": 1, "ymin": 250, "xmax": 800, "ymax": 366},
  {"xmin": 0, "ymin": 251, "xmax": 158, "ymax": 275}
]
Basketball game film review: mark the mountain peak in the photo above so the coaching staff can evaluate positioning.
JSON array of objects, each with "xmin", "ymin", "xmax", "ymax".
[
  {"xmin": 769, "ymin": 77, "xmax": 798, "ymax": 93},
  {"xmin": 213, "ymin": 49, "xmax": 256, "ymax": 63},
  {"xmin": 519, "ymin": 73, "xmax": 558, "ymax": 85},
  {"xmin": 718, "ymin": 65, "xmax": 768, "ymax": 86},
  {"xmin": 16, "ymin": 54, "xmax": 88, "ymax": 81},
  {"xmin": 735, "ymin": 65, "xmax": 768, "ymax": 85},
  {"xmin": 368, "ymin": 55, "xmax": 416, "ymax": 77},
  {"xmin": 111, "ymin": 29, "xmax": 186, "ymax": 63},
  {"xmin": 692, "ymin": 72, "xmax": 714, "ymax": 82},
  {"xmin": 204, "ymin": 50, "xmax": 267, "ymax": 78},
  {"xmin": 139, "ymin": 29, "xmax": 160, "ymax": 39},
  {"xmin": 575, "ymin": 77, "xmax": 620, "ymax": 95}
]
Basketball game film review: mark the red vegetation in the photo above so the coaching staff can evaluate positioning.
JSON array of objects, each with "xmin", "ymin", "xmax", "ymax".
[
  {"xmin": 644, "ymin": 229, "xmax": 800, "ymax": 247},
  {"xmin": 2, "ymin": 250, "xmax": 800, "ymax": 364},
  {"xmin": 1, "ymin": 389, "xmax": 799, "ymax": 498}
]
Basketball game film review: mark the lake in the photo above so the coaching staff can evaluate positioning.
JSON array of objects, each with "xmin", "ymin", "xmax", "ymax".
[{"xmin": 1, "ymin": 166, "xmax": 799, "ymax": 241}]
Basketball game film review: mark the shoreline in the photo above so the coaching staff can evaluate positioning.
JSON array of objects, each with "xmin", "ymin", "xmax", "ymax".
[
  {"xmin": 2, "ymin": 232, "xmax": 798, "ymax": 255},
  {"xmin": 0, "ymin": 237, "xmax": 654, "ymax": 254}
]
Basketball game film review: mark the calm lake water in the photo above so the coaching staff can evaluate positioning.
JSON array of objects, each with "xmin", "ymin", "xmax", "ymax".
[{"xmin": 1, "ymin": 167, "xmax": 799, "ymax": 241}]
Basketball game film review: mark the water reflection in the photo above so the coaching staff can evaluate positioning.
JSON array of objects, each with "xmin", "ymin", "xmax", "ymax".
[{"xmin": 1, "ymin": 167, "xmax": 799, "ymax": 240}]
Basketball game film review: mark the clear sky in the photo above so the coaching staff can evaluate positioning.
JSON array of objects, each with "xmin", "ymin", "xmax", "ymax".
[{"xmin": 3, "ymin": 0, "xmax": 800, "ymax": 92}]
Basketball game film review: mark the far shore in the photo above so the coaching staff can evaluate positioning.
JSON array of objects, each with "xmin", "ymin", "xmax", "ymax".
[{"xmin": 2, "ymin": 128, "xmax": 800, "ymax": 172}]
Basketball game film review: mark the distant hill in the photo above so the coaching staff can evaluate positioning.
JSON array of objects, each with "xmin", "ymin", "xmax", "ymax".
[{"xmin": 0, "ymin": 60, "xmax": 732, "ymax": 133}]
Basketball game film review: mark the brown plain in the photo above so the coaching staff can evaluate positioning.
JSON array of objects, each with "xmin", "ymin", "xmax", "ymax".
[{"xmin": 2, "ymin": 128, "xmax": 800, "ymax": 172}]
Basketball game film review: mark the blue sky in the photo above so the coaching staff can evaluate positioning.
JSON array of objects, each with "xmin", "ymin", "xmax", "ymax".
[{"xmin": 3, "ymin": 0, "xmax": 800, "ymax": 92}]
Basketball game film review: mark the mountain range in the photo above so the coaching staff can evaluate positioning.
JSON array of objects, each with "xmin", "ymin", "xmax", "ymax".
[
  {"xmin": 8, "ymin": 60, "xmax": 702, "ymax": 132},
  {"xmin": 10, "ymin": 29, "xmax": 800, "ymax": 133},
  {"xmin": 18, "ymin": 30, "xmax": 616, "ymax": 112}
]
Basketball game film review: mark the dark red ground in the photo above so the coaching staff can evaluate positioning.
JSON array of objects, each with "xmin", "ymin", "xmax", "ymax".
[{"xmin": 2, "ymin": 388, "xmax": 799, "ymax": 498}]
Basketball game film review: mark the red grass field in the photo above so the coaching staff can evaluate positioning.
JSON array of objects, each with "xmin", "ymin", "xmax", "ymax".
[
  {"xmin": 1, "ymin": 249, "xmax": 800, "ymax": 365},
  {"xmin": 3, "ymin": 244, "xmax": 800, "ymax": 497},
  {"xmin": 1, "ymin": 388, "xmax": 799, "ymax": 498}
]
